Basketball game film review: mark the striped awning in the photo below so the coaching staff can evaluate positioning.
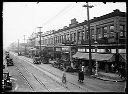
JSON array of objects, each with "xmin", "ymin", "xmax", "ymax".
[
  {"xmin": 120, "ymin": 53, "xmax": 126, "ymax": 62},
  {"xmin": 73, "ymin": 52, "xmax": 114, "ymax": 61}
]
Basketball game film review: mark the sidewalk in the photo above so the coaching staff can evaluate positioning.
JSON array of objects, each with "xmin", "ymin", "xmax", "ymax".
[
  {"xmin": 11, "ymin": 53, "xmax": 126, "ymax": 92},
  {"xmin": 91, "ymin": 71, "xmax": 126, "ymax": 82}
]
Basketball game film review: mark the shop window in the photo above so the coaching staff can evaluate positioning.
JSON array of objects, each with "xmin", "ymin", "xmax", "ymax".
[
  {"xmin": 103, "ymin": 26, "xmax": 107, "ymax": 38},
  {"xmin": 97, "ymin": 49, "xmax": 105, "ymax": 53},
  {"xmin": 86, "ymin": 49, "xmax": 89, "ymax": 52},
  {"xmin": 109, "ymin": 25, "xmax": 115, "ymax": 38},
  {"xmin": 119, "ymin": 49, "xmax": 126, "ymax": 53},
  {"xmin": 91, "ymin": 49, "xmax": 95, "ymax": 52},
  {"xmin": 111, "ymin": 49, "xmax": 116, "ymax": 53}
]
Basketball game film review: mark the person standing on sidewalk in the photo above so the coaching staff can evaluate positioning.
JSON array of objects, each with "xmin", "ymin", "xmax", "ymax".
[{"xmin": 62, "ymin": 68, "xmax": 67, "ymax": 84}]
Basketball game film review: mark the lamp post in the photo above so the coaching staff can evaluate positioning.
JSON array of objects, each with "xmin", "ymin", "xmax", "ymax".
[
  {"xmin": 83, "ymin": 2, "xmax": 94, "ymax": 75},
  {"xmin": 37, "ymin": 27, "xmax": 42, "ymax": 57},
  {"xmin": 94, "ymin": 41, "xmax": 98, "ymax": 76}
]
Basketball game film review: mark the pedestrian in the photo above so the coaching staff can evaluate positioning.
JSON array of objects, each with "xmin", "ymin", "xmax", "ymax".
[
  {"xmin": 81, "ymin": 65, "xmax": 85, "ymax": 83},
  {"xmin": 62, "ymin": 68, "xmax": 67, "ymax": 84},
  {"xmin": 111, "ymin": 64, "xmax": 114, "ymax": 73}
]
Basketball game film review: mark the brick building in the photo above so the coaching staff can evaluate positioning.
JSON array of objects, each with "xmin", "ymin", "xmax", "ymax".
[{"xmin": 29, "ymin": 9, "xmax": 126, "ymax": 73}]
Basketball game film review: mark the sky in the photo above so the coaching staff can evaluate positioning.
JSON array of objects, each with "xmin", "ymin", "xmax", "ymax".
[{"xmin": 3, "ymin": 2, "xmax": 126, "ymax": 49}]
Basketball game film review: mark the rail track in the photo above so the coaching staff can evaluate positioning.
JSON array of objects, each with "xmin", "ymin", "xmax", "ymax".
[{"xmin": 11, "ymin": 53, "xmax": 87, "ymax": 92}]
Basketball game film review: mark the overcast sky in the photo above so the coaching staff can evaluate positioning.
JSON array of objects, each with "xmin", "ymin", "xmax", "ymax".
[{"xmin": 3, "ymin": 2, "xmax": 126, "ymax": 49}]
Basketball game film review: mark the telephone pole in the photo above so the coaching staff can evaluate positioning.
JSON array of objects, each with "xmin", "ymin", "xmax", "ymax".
[
  {"xmin": 18, "ymin": 39, "xmax": 19, "ymax": 54},
  {"xmin": 83, "ymin": 2, "xmax": 94, "ymax": 75},
  {"xmin": 37, "ymin": 27, "xmax": 42, "ymax": 57},
  {"xmin": 24, "ymin": 35, "xmax": 26, "ymax": 55}
]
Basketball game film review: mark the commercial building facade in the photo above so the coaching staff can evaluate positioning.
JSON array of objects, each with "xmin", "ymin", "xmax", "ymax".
[{"xmin": 29, "ymin": 9, "xmax": 126, "ymax": 73}]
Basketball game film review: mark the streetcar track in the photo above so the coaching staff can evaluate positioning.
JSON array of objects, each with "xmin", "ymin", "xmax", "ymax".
[
  {"xmin": 19, "ymin": 58, "xmax": 71, "ymax": 92},
  {"xmin": 14, "ymin": 57, "xmax": 68, "ymax": 92},
  {"xmin": 18, "ymin": 55, "xmax": 87, "ymax": 91},
  {"xmin": 14, "ymin": 65, "xmax": 35, "ymax": 91},
  {"xmin": 12, "ymin": 53, "xmax": 87, "ymax": 92}
]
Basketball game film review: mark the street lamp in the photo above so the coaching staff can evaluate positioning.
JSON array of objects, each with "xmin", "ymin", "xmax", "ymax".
[{"xmin": 94, "ymin": 41, "xmax": 98, "ymax": 76}]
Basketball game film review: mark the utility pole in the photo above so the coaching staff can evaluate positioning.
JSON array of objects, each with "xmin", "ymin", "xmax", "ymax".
[
  {"xmin": 37, "ymin": 27, "xmax": 42, "ymax": 57},
  {"xmin": 83, "ymin": 2, "xmax": 94, "ymax": 75},
  {"xmin": 24, "ymin": 35, "xmax": 26, "ymax": 55},
  {"xmin": 18, "ymin": 39, "xmax": 19, "ymax": 55}
]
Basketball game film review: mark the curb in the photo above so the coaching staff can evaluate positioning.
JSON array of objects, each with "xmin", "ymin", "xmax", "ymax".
[{"xmin": 91, "ymin": 75, "xmax": 126, "ymax": 82}]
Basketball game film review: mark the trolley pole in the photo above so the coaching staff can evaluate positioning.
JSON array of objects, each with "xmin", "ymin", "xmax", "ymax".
[
  {"xmin": 83, "ymin": 2, "xmax": 94, "ymax": 75},
  {"xmin": 37, "ymin": 27, "xmax": 42, "ymax": 57}
]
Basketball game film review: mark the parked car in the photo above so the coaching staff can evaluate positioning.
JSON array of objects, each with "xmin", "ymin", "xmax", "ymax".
[
  {"xmin": 3, "ymin": 64, "xmax": 5, "ymax": 69},
  {"xmin": 6, "ymin": 58, "xmax": 14, "ymax": 66},
  {"xmin": 2, "ymin": 72, "xmax": 13, "ymax": 91},
  {"xmin": 33, "ymin": 55, "xmax": 41, "ymax": 64}
]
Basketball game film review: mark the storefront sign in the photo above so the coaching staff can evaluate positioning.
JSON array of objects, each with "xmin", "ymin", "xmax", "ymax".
[
  {"xmin": 62, "ymin": 46, "xmax": 70, "ymax": 51},
  {"xmin": 78, "ymin": 48, "xmax": 85, "ymax": 52},
  {"xmin": 56, "ymin": 48, "xmax": 61, "ymax": 51}
]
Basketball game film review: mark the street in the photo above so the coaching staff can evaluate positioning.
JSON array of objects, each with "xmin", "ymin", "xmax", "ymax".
[{"xmin": 3, "ymin": 52, "xmax": 126, "ymax": 92}]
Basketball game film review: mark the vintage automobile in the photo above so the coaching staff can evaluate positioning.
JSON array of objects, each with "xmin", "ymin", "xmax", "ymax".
[
  {"xmin": 6, "ymin": 57, "xmax": 14, "ymax": 66},
  {"xmin": 2, "ymin": 72, "xmax": 13, "ymax": 91},
  {"xmin": 3, "ymin": 64, "xmax": 5, "ymax": 69},
  {"xmin": 33, "ymin": 55, "xmax": 41, "ymax": 64}
]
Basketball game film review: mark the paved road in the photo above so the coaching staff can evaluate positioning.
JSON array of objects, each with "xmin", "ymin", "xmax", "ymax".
[
  {"xmin": 3, "ymin": 54, "xmax": 32, "ymax": 92},
  {"xmin": 6, "ymin": 52, "xmax": 126, "ymax": 92}
]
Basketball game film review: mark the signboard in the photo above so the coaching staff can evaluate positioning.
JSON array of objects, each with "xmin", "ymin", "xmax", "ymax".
[{"xmin": 56, "ymin": 48, "xmax": 61, "ymax": 51}]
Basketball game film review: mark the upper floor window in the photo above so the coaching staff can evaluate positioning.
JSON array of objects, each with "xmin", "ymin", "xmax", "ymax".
[
  {"xmin": 120, "ymin": 25, "xmax": 125, "ymax": 37},
  {"xmin": 66, "ymin": 34, "xmax": 70, "ymax": 41},
  {"xmin": 97, "ymin": 28, "xmax": 102, "ymax": 39},
  {"xmin": 103, "ymin": 26, "xmax": 107, "ymax": 38},
  {"xmin": 82, "ymin": 31, "xmax": 85, "ymax": 41},
  {"xmin": 109, "ymin": 25, "xmax": 115, "ymax": 37},
  {"xmin": 91, "ymin": 29, "xmax": 94, "ymax": 39},
  {"xmin": 86, "ymin": 30, "xmax": 89, "ymax": 39},
  {"xmin": 78, "ymin": 32, "xmax": 80, "ymax": 40}
]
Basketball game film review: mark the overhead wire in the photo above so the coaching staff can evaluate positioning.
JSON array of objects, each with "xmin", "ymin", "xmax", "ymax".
[
  {"xmin": 42, "ymin": 3, "xmax": 74, "ymax": 26},
  {"xmin": 42, "ymin": 2, "xmax": 81, "ymax": 27}
]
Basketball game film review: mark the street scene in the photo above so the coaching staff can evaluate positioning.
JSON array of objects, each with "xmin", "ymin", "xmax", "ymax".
[{"xmin": 3, "ymin": 2, "xmax": 126, "ymax": 92}]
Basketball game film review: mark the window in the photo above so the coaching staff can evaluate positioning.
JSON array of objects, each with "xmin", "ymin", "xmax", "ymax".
[
  {"xmin": 97, "ymin": 28, "xmax": 102, "ymax": 39},
  {"xmin": 66, "ymin": 34, "xmax": 70, "ymax": 41},
  {"xmin": 70, "ymin": 33, "xmax": 73, "ymax": 41},
  {"xmin": 120, "ymin": 25, "xmax": 125, "ymax": 37},
  {"xmin": 91, "ymin": 29, "xmax": 94, "ymax": 39},
  {"xmin": 78, "ymin": 32, "xmax": 80, "ymax": 40},
  {"xmin": 109, "ymin": 25, "xmax": 115, "ymax": 37},
  {"xmin": 86, "ymin": 30, "xmax": 89, "ymax": 39},
  {"xmin": 97, "ymin": 49, "xmax": 105, "ymax": 53},
  {"xmin": 103, "ymin": 26, "xmax": 107, "ymax": 38},
  {"xmin": 82, "ymin": 31, "xmax": 85, "ymax": 41},
  {"xmin": 73, "ymin": 33, "xmax": 76, "ymax": 41}
]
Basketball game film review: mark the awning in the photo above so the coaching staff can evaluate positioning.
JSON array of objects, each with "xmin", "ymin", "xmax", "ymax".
[
  {"xmin": 73, "ymin": 52, "xmax": 114, "ymax": 61},
  {"xmin": 120, "ymin": 53, "xmax": 126, "ymax": 62}
]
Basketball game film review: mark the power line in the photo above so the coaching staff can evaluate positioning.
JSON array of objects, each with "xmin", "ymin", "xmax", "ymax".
[
  {"xmin": 42, "ymin": 3, "xmax": 73, "ymax": 26},
  {"xmin": 42, "ymin": 2, "xmax": 81, "ymax": 27}
]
